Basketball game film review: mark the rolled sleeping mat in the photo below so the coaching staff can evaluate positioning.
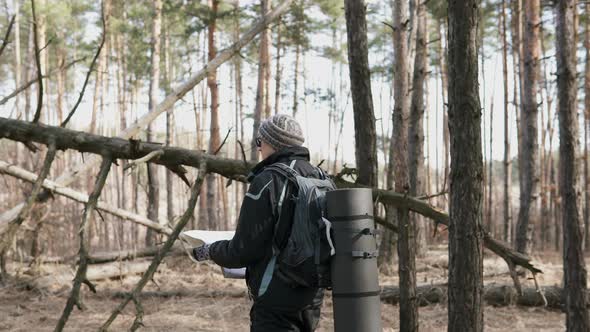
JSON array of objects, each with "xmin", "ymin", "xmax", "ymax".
[{"xmin": 327, "ymin": 188, "xmax": 382, "ymax": 332}]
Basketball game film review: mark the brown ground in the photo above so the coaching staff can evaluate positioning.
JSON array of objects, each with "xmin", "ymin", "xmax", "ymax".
[{"xmin": 0, "ymin": 247, "xmax": 569, "ymax": 331}]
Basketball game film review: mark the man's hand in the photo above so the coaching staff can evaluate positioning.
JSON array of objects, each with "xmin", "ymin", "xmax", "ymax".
[{"xmin": 192, "ymin": 244, "xmax": 211, "ymax": 261}]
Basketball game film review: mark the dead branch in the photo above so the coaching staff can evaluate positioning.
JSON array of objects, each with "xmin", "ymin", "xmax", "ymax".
[
  {"xmin": 0, "ymin": 57, "xmax": 86, "ymax": 106},
  {"xmin": 0, "ymin": 142, "xmax": 56, "ymax": 257},
  {"xmin": 129, "ymin": 297, "xmax": 144, "ymax": 332},
  {"xmin": 60, "ymin": 1, "xmax": 108, "ymax": 128},
  {"xmin": 54, "ymin": 157, "xmax": 112, "ymax": 332},
  {"xmin": 98, "ymin": 162, "xmax": 207, "ymax": 332},
  {"xmin": 0, "ymin": 15, "xmax": 15, "ymax": 59},
  {"xmin": 31, "ymin": 0, "xmax": 43, "ymax": 124},
  {"xmin": 0, "ymin": 0, "xmax": 292, "ymax": 228},
  {"xmin": 0, "ymin": 160, "xmax": 172, "ymax": 235},
  {"xmin": 123, "ymin": 150, "xmax": 165, "ymax": 171}
]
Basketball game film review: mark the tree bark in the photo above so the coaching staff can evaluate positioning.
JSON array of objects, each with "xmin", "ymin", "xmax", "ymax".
[
  {"xmin": 584, "ymin": 1, "xmax": 590, "ymax": 251},
  {"xmin": 501, "ymin": 0, "xmax": 512, "ymax": 243},
  {"xmin": 251, "ymin": 0, "xmax": 271, "ymax": 161},
  {"xmin": 555, "ymin": 0, "xmax": 590, "ymax": 329},
  {"xmin": 515, "ymin": 0, "xmax": 540, "ymax": 255},
  {"xmin": 146, "ymin": 0, "xmax": 162, "ymax": 247},
  {"xmin": 344, "ymin": 0, "xmax": 378, "ymax": 188},
  {"xmin": 448, "ymin": 0, "xmax": 485, "ymax": 330},
  {"xmin": 207, "ymin": 0, "xmax": 221, "ymax": 230},
  {"xmin": 408, "ymin": 0, "xmax": 428, "ymax": 257},
  {"xmin": 390, "ymin": 0, "xmax": 416, "ymax": 329}
]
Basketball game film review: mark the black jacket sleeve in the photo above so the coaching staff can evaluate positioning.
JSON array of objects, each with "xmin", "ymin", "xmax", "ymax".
[{"xmin": 208, "ymin": 171, "xmax": 281, "ymax": 268}]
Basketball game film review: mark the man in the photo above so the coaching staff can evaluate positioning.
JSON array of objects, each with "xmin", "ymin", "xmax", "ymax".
[{"xmin": 192, "ymin": 114, "xmax": 324, "ymax": 331}]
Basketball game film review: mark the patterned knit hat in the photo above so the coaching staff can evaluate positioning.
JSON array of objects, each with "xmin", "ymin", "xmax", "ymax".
[{"xmin": 258, "ymin": 114, "xmax": 305, "ymax": 151}]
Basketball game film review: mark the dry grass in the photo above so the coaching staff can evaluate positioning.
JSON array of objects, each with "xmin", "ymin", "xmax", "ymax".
[{"xmin": 0, "ymin": 248, "xmax": 571, "ymax": 331}]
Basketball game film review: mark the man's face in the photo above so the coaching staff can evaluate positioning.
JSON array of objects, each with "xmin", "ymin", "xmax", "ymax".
[{"xmin": 257, "ymin": 138, "xmax": 276, "ymax": 160}]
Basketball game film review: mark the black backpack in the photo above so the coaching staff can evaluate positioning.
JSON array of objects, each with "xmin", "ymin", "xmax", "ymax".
[{"xmin": 257, "ymin": 161, "xmax": 337, "ymax": 295}]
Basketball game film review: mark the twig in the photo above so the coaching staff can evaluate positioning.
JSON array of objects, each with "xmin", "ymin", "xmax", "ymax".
[
  {"xmin": 123, "ymin": 150, "xmax": 164, "ymax": 171},
  {"xmin": 0, "ymin": 57, "xmax": 86, "ymax": 106},
  {"xmin": 98, "ymin": 162, "xmax": 208, "ymax": 332},
  {"xmin": 531, "ymin": 273, "xmax": 548, "ymax": 307},
  {"xmin": 31, "ymin": 0, "xmax": 43, "ymax": 124},
  {"xmin": 0, "ymin": 141, "xmax": 56, "ymax": 256},
  {"xmin": 60, "ymin": 4, "xmax": 108, "ymax": 128},
  {"xmin": 416, "ymin": 191, "xmax": 448, "ymax": 200},
  {"xmin": 54, "ymin": 156, "xmax": 112, "ymax": 332},
  {"xmin": 0, "ymin": 15, "xmax": 15, "ymax": 59},
  {"xmin": 213, "ymin": 128, "xmax": 232, "ymax": 155},
  {"xmin": 236, "ymin": 140, "xmax": 248, "ymax": 167},
  {"xmin": 129, "ymin": 297, "xmax": 144, "ymax": 332}
]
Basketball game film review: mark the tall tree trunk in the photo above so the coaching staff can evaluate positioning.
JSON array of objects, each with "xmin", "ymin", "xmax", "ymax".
[
  {"xmin": 437, "ymin": 19, "xmax": 450, "ymax": 193},
  {"xmin": 164, "ymin": 19, "xmax": 175, "ymax": 224},
  {"xmin": 515, "ymin": 0, "xmax": 540, "ymax": 255},
  {"xmin": 207, "ymin": 0, "xmax": 221, "ymax": 230},
  {"xmin": 584, "ymin": 1, "xmax": 590, "ymax": 251},
  {"xmin": 501, "ymin": 0, "xmax": 512, "ymax": 243},
  {"xmin": 555, "ymin": 0, "xmax": 590, "ymax": 329},
  {"xmin": 408, "ymin": 1, "xmax": 427, "ymax": 257},
  {"xmin": 344, "ymin": 0, "xmax": 378, "ymax": 187},
  {"xmin": 274, "ymin": 16, "xmax": 283, "ymax": 115},
  {"xmin": 13, "ymin": 0, "xmax": 21, "ymax": 166},
  {"xmin": 448, "ymin": 0, "xmax": 484, "ymax": 330},
  {"xmin": 292, "ymin": 42, "xmax": 301, "ymax": 117},
  {"xmin": 251, "ymin": 0, "xmax": 271, "ymax": 161},
  {"xmin": 146, "ymin": 0, "xmax": 162, "ymax": 247},
  {"xmin": 390, "ymin": 0, "xmax": 417, "ymax": 329}
]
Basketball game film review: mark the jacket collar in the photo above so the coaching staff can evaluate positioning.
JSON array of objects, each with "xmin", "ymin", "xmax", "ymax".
[{"xmin": 247, "ymin": 146, "xmax": 310, "ymax": 182}]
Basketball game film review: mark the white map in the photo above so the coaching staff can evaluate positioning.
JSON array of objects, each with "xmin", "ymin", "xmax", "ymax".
[{"xmin": 179, "ymin": 230, "xmax": 246, "ymax": 279}]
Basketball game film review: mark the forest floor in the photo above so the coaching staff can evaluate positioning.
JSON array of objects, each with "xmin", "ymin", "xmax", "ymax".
[{"xmin": 0, "ymin": 245, "xmax": 572, "ymax": 332}]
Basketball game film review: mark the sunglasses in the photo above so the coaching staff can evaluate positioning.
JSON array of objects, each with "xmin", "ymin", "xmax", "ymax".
[{"xmin": 255, "ymin": 137, "xmax": 262, "ymax": 148}]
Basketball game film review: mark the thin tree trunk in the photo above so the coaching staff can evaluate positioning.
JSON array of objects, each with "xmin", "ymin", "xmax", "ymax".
[
  {"xmin": 146, "ymin": 0, "xmax": 162, "ymax": 247},
  {"xmin": 344, "ymin": 0, "xmax": 378, "ymax": 187},
  {"xmin": 515, "ymin": 0, "xmax": 540, "ymax": 255},
  {"xmin": 556, "ymin": 0, "xmax": 590, "ymax": 328},
  {"xmin": 207, "ymin": 0, "xmax": 221, "ymax": 230},
  {"xmin": 274, "ymin": 16, "xmax": 283, "ymax": 115},
  {"xmin": 448, "ymin": 0, "xmax": 485, "ymax": 330},
  {"xmin": 501, "ymin": 0, "xmax": 512, "ymax": 243},
  {"xmin": 251, "ymin": 0, "xmax": 270, "ymax": 161},
  {"xmin": 390, "ymin": 0, "xmax": 417, "ymax": 329},
  {"xmin": 164, "ymin": 19, "xmax": 175, "ymax": 224},
  {"xmin": 408, "ymin": 1, "xmax": 427, "ymax": 257},
  {"xmin": 584, "ymin": 1, "xmax": 590, "ymax": 250},
  {"xmin": 438, "ymin": 19, "xmax": 450, "ymax": 193},
  {"xmin": 292, "ymin": 42, "xmax": 301, "ymax": 117}
]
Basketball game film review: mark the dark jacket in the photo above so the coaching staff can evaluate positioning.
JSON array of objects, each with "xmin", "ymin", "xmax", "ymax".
[{"xmin": 209, "ymin": 146, "xmax": 324, "ymax": 310}]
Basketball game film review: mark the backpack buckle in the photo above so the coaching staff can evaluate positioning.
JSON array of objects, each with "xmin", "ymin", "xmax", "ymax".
[{"xmin": 351, "ymin": 251, "xmax": 378, "ymax": 259}]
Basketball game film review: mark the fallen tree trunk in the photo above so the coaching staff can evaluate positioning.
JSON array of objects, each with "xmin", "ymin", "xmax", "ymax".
[
  {"xmin": 381, "ymin": 283, "xmax": 590, "ymax": 308},
  {"xmin": 0, "ymin": 117, "xmax": 542, "ymax": 277},
  {"xmin": 27, "ymin": 261, "xmax": 152, "ymax": 291},
  {"xmin": 87, "ymin": 244, "xmax": 185, "ymax": 264}
]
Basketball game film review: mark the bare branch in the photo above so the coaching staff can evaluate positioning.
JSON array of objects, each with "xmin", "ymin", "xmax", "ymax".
[
  {"xmin": 31, "ymin": 0, "xmax": 43, "ymax": 124},
  {"xmin": 0, "ymin": 57, "xmax": 86, "ymax": 106},
  {"xmin": 213, "ymin": 128, "xmax": 232, "ymax": 155},
  {"xmin": 0, "ymin": 15, "xmax": 15, "ymax": 59},
  {"xmin": 60, "ymin": 3, "xmax": 108, "ymax": 128}
]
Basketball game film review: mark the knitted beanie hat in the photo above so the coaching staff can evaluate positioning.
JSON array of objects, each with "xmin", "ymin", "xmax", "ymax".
[{"xmin": 258, "ymin": 114, "xmax": 305, "ymax": 151}]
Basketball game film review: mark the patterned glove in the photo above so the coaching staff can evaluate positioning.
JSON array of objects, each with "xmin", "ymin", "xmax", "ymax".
[{"xmin": 192, "ymin": 244, "xmax": 211, "ymax": 261}]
